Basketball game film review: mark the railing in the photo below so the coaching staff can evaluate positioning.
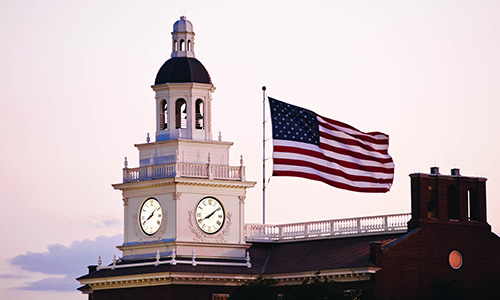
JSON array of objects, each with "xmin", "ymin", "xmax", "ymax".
[
  {"xmin": 123, "ymin": 162, "xmax": 245, "ymax": 183},
  {"xmin": 245, "ymin": 213, "xmax": 411, "ymax": 241}
]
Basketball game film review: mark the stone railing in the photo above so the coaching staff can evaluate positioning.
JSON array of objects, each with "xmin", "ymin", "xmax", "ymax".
[
  {"xmin": 123, "ymin": 162, "xmax": 245, "ymax": 183},
  {"xmin": 245, "ymin": 213, "xmax": 411, "ymax": 241}
]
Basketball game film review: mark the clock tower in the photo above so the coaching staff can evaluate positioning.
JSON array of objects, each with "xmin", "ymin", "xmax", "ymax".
[{"xmin": 112, "ymin": 16, "xmax": 255, "ymax": 261}]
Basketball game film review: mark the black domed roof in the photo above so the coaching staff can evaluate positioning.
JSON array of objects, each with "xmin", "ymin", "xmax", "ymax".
[{"xmin": 154, "ymin": 57, "xmax": 211, "ymax": 85}]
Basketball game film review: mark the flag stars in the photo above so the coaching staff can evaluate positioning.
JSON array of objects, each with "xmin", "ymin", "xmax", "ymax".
[{"xmin": 268, "ymin": 97, "xmax": 320, "ymax": 145}]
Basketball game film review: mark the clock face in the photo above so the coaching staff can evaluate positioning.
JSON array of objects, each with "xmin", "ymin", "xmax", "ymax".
[
  {"xmin": 195, "ymin": 197, "xmax": 225, "ymax": 234},
  {"xmin": 139, "ymin": 198, "xmax": 163, "ymax": 235}
]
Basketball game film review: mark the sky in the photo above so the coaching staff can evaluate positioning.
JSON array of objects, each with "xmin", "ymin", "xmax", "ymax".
[{"xmin": 1, "ymin": 0, "xmax": 500, "ymax": 298}]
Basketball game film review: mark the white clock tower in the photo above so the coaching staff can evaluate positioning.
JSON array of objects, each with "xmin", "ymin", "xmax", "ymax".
[{"xmin": 113, "ymin": 16, "xmax": 255, "ymax": 261}]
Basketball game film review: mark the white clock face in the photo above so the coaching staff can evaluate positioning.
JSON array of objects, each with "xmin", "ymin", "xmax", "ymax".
[
  {"xmin": 195, "ymin": 197, "xmax": 225, "ymax": 234},
  {"xmin": 139, "ymin": 198, "xmax": 163, "ymax": 235}
]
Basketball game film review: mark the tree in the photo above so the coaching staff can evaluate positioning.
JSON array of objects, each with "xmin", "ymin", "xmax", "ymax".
[
  {"xmin": 230, "ymin": 272, "xmax": 372, "ymax": 300},
  {"xmin": 428, "ymin": 278, "xmax": 465, "ymax": 300},
  {"xmin": 230, "ymin": 276, "xmax": 278, "ymax": 300}
]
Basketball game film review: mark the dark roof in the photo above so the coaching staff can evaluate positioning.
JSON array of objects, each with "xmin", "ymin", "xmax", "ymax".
[
  {"xmin": 78, "ymin": 233, "xmax": 404, "ymax": 281},
  {"xmin": 260, "ymin": 233, "xmax": 402, "ymax": 274},
  {"xmin": 154, "ymin": 57, "xmax": 211, "ymax": 85}
]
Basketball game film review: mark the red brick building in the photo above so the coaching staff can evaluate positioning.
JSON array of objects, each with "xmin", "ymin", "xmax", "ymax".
[{"xmin": 374, "ymin": 168, "xmax": 500, "ymax": 299}]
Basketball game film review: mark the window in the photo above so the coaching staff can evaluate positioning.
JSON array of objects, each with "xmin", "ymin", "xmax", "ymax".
[
  {"xmin": 179, "ymin": 39, "xmax": 185, "ymax": 51},
  {"xmin": 212, "ymin": 294, "xmax": 229, "ymax": 300},
  {"xmin": 195, "ymin": 99, "xmax": 204, "ymax": 129},
  {"xmin": 468, "ymin": 188, "xmax": 479, "ymax": 221},
  {"xmin": 160, "ymin": 99, "xmax": 167, "ymax": 130},
  {"xmin": 427, "ymin": 185, "xmax": 438, "ymax": 219},
  {"xmin": 173, "ymin": 40, "xmax": 177, "ymax": 51},
  {"xmin": 187, "ymin": 40, "xmax": 192, "ymax": 51},
  {"xmin": 447, "ymin": 185, "xmax": 459, "ymax": 220},
  {"xmin": 175, "ymin": 99, "xmax": 187, "ymax": 129}
]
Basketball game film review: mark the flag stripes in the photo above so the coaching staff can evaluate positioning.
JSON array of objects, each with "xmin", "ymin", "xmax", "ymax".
[{"xmin": 269, "ymin": 97, "xmax": 394, "ymax": 193}]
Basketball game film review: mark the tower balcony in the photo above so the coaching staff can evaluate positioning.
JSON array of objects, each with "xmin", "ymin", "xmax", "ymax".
[{"xmin": 123, "ymin": 161, "xmax": 246, "ymax": 183}]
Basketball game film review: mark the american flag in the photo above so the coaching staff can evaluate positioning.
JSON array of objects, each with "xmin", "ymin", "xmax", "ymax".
[{"xmin": 268, "ymin": 97, "xmax": 394, "ymax": 193}]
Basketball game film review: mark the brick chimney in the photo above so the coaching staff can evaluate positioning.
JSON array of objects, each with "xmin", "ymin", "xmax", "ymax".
[
  {"xmin": 369, "ymin": 241, "xmax": 382, "ymax": 266},
  {"xmin": 408, "ymin": 167, "xmax": 487, "ymax": 230}
]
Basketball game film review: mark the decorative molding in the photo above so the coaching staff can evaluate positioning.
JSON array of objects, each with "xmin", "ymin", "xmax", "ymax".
[
  {"xmin": 238, "ymin": 196, "xmax": 246, "ymax": 204},
  {"xmin": 123, "ymin": 198, "xmax": 129, "ymax": 206},
  {"xmin": 113, "ymin": 177, "xmax": 256, "ymax": 191},
  {"xmin": 80, "ymin": 267, "xmax": 377, "ymax": 290},
  {"xmin": 173, "ymin": 192, "xmax": 182, "ymax": 201}
]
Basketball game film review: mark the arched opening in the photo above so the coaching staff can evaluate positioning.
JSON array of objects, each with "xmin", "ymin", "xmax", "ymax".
[
  {"xmin": 427, "ymin": 185, "xmax": 438, "ymax": 219},
  {"xmin": 447, "ymin": 185, "xmax": 459, "ymax": 220},
  {"xmin": 179, "ymin": 39, "xmax": 185, "ymax": 51},
  {"xmin": 175, "ymin": 99, "xmax": 187, "ymax": 129},
  {"xmin": 195, "ymin": 99, "xmax": 204, "ymax": 129},
  {"xmin": 160, "ymin": 99, "xmax": 168, "ymax": 130},
  {"xmin": 173, "ymin": 40, "xmax": 177, "ymax": 52},
  {"xmin": 187, "ymin": 40, "xmax": 192, "ymax": 51},
  {"xmin": 468, "ymin": 188, "xmax": 479, "ymax": 222}
]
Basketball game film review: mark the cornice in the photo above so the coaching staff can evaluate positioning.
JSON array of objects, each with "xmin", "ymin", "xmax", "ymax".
[
  {"xmin": 270, "ymin": 267, "xmax": 379, "ymax": 285},
  {"xmin": 113, "ymin": 177, "xmax": 256, "ymax": 191},
  {"xmin": 80, "ymin": 272, "xmax": 254, "ymax": 290},
  {"xmin": 134, "ymin": 138, "xmax": 233, "ymax": 149},
  {"xmin": 151, "ymin": 82, "xmax": 216, "ymax": 92},
  {"xmin": 79, "ymin": 267, "xmax": 378, "ymax": 291}
]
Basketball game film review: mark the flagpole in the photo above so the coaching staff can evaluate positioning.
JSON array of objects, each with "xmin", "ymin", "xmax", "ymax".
[{"xmin": 262, "ymin": 86, "xmax": 267, "ymax": 224}]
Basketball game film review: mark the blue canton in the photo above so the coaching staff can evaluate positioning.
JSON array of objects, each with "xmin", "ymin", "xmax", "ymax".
[{"xmin": 268, "ymin": 97, "xmax": 320, "ymax": 146}]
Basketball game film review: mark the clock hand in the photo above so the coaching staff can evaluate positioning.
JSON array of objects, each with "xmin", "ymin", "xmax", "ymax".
[
  {"xmin": 203, "ymin": 207, "xmax": 221, "ymax": 220},
  {"xmin": 143, "ymin": 207, "xmax": 160, "ymax": 225}
]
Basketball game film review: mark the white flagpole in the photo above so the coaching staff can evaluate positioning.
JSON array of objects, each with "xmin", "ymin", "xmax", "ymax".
[{"xmin": 262, "ymin": 86, "xmax": 267, "ymax": 224}]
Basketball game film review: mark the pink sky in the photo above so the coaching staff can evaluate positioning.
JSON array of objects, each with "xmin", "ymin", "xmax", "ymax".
[{"xmin": 1, "ymin": 0, "xmax": 500, "ymax": 298}]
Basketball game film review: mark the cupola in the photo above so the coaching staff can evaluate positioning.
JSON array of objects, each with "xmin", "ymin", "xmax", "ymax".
[
  {"xmin": 172, "ymin": 16, "xmax": 195, "ymax": 58},
  {"xmin": 152, "ymin": 16, "xmax": 215, "ymax": 142}
]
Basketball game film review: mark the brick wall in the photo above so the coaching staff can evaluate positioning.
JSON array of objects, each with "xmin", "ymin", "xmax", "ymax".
[{"xmin": 376, "ymin": 169, "xmax": 500, "ymax": 300}]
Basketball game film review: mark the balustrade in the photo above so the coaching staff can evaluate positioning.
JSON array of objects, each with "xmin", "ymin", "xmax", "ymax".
[
  {"xmin": 245, "ymin": 213, "xmax": 411, "ymax": 241},
  {"xmin": 123, "ymin": 162, "xmax": 244, "ymax": 183}
]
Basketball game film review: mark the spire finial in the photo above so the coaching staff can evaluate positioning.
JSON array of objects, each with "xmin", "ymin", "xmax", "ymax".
[
  {"xmin": 97, "ymin": 255, "xmax": 102, "ymax": 270},
  {"xmin": 155, "ymin": 250, "xmax": 160, "ymax": 266},
  {"xmin": 191, "ymin": 250, "xmax": 197, "ymax": 266},
  {"xmin": 246, "ymin": 252, "xmax": 252, "ymax": 268},
  {"xmin": 171, "ymin": 248, "xmax": 177, "ymax": 265}
]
